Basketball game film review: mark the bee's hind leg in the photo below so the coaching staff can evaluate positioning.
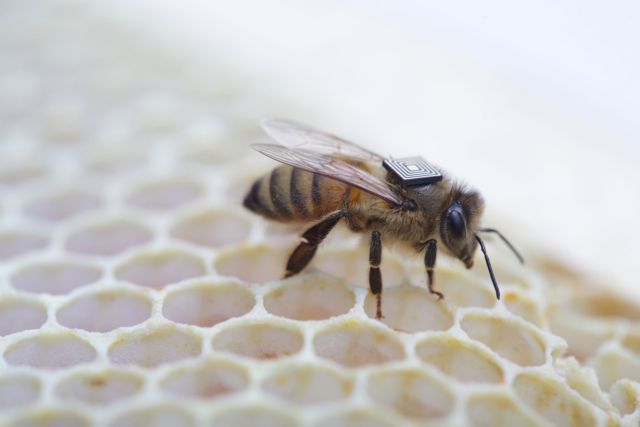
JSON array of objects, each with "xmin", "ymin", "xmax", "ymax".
[
  {"xmin": 369, "ymin": 230, "xmax": 383, "ymax": 319},
  {"xmin": 424, "ymin": 239, "xmax": 444, "ymax": 300},
  {"xmin": 284, "ymin": 210, "xmax": 347, "ymax": 278}
]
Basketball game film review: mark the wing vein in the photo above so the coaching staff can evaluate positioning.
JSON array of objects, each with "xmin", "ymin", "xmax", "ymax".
[{"xmin": 252, "ymin": 143, "xmax": 402, "ymax": 205}]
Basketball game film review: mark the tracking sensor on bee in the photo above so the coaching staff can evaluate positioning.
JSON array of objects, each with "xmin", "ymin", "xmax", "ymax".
[{"xmin": 244, "ymin": 118, "xmax": 524, "ymax": 319}]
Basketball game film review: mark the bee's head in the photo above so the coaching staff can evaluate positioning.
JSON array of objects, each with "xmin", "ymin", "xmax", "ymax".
[
  {"xmin": 438, "ymin": 186, "xmax": 523, "ymax": 301},
  {"xmin": 439, "ymin": 189, "xmax": 484, "ymax": 268}
]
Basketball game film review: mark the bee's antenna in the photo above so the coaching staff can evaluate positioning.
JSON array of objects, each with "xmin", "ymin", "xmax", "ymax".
[
  {"xmin": 480, "ymin": 227, "xmax": 524, "ymax": 264},
  {"xmin": 475, "ymin": 235, "xmax": 500, "ymax": 300}
]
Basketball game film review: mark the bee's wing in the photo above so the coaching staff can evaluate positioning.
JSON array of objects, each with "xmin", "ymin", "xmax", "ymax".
[
  {"xmin": 252, "ymin": 143, "xmax": 404, "ymax": 206},
  {"xmin": 261, "ymin": 118, "xmax": 384, "ymax": 162}
]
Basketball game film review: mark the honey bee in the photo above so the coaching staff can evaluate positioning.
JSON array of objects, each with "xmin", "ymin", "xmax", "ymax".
[{"xmin": 244, "ymin": 119, "xmax": 523, "ymax": 319}]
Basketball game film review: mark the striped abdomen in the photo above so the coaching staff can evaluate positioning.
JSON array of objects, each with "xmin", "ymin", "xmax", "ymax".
[{"xmin": 243, "ymin": 166, "xmax": 350, "ymax": 222}]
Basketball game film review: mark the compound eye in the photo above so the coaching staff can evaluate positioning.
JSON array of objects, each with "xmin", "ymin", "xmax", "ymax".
[{"xmin": 447, "ymin": 206, "xmax": 466, "ymax": 238}]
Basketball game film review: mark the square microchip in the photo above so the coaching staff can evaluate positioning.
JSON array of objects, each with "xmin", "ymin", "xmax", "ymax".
[{"xmin": 383, "ymin": 156, "xmax": 442, "ymax": 186}]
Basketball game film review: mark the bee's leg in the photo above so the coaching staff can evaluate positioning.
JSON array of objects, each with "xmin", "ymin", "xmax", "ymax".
[
  {"xmin": 424, "ymin": 239, "xmax": 444, "ymax": 300},
  {"xmin": 369, "ymin": 230, "xmax": 383, "ymax": 319},
  {"xmin": 284, "ymin": 210, "xmax": 347, "ymax": 278}
]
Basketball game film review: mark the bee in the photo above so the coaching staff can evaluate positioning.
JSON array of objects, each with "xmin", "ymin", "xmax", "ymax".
[{"xmin": 244, "ymin": 119, "xmax": 523, "ymax": 319}]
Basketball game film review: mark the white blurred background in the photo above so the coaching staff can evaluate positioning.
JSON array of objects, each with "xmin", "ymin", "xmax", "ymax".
[{"xmin": 110, "ymin": 1, "xmax": 639, "ymax": 295}]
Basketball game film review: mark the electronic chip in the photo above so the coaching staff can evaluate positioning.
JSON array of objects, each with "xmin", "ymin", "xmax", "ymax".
[{"xmin": 383, "ymin": 156, "xmax": 443, "ymax": 185}]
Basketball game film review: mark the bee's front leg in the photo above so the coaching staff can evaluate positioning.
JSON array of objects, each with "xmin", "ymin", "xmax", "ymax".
[
  {"xmin": 424, "ymin": 239, "xmax": 444, "ymax": 300},
  {"xmin": 284, "ymin": 210, "xmax": 347, "ymax": 278},
  {"xmin": 369, "ymin": 230, "xmax": 383, "ymax": 319}
]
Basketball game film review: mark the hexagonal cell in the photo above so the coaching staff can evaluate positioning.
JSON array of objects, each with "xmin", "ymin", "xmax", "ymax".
[
  {"xmin": 408, "ymin": 267, "xmax": 496, "ymax": 308},
  {"xmin": 312, "ymin": 410, "xmax": 395, "ymax": 427},
  {"xmin": 0, "ymin": 298, "xmax": 47, "ymax": 336},
  {"xmin": 87, "ymin": 147, "xmax": 143, "ymax": 176},
  {"xmin": 571, "ymin": 292, "xmax": 640, "ymax": 321},
  {"xmin": 4, "ymin": 333, "xmax": 96, "ymax": 369},
  {"xmin": 180, "ymin": 119, "xmax": 228, "ymax": 162},
  {"xmin": 23, "ymin": 190, "xmax": 102, "ymax": 222},
  {"xmin": 83, "ymin": 56, "xmax": 137, "ymax": 95},
  {"xmin": 0, "ymin": 165, "xmax": 48, "ymax": 187},
  {"xmin": 0, "ymin": 374, "xmax": 41, "ymax": 410},
  {"xmin": 622, "ymin": 332, "xmax": 640, "ymax": 356},
  {"xmin": 214, "ymin": 245, "xmax": 288, "ymax": 283},
  {"xmin": 0, "ymin": 231, "xmax": 48, "ymax": 260},
  {"xmin": 262, "ymin": 222, "xmax": 307, "ymax": 248},
  {"xmin": 109, "ymin": 405, "xmax": 195, "ymax": 427},
  {"xmin": 211, "ymin": 323, "xmax": 303, "ymax": 360},
  {"xmin": 115, "ymin": 250, "xmax": 206, "ymax": 289},
  {"xmin": 264, "ymin": 275, "xmax": 355, "ymax": 320},
  {"xmin": 262, "ymin": 364, "xmax": 353, "ymax": 405},
  {"xmin": 170, "ymin": 208, "xmax": 252, "ymax": 248},
  {"xmin": 133, "ymin": 93, "xmax": 184, "ymax": 133},
  {"xmin": 56, "ymin": 290, "xmax": 152, "ymax": 332},
  {"xmin": 609, "ymin": 380, "xmax": 639, "ymax": 416},
  {"xmin": 548, "ymin": 309, "xmax": 614, "ymax": 361},
  {"xmin": 40, "ymin": 96, "xmax": 86, "ymax": 142},
  {"xmin": 466, "ymin": 393, "xmax": 541, "ymax": 427},
  {"xmin": 65, "ymin": 219, "xmax": 153, "ymax": 256},
  {"xmin": 313, "ymin": 248, "xmax": 405, "ymax": 289},
  {"xmin": 10, "ymin": 261, "xmax": 102, "ymax": 295},
  {"xmin": 555, "ymin": 357, "xmax": 614, "ymax": 412},
  {"xmin": 592, "ymin": 348, "xmax": 640, "ymax": 390},
  {"xmin": 0, "ymin": 67, "xmax": 41, "ymax": 115},
  {"xmin": 313, "ymin": 322, "xmax": 405, "ymax": 367},
  {"xmin": 513, "ymin": 372, "xmax": 597, "ymax": 427},
  {"xmin": 211, "ymin": 406, "xmax": 297, "ymax": 427},
  {"xmin": 363, "ymin": 285, "xmax": 453, "ymax": 333},
  {"xmin": 126, "ymin": 179, "xmax": 203, "ymax": 211},
  {"xmin": 367, "ymin": 368, "xmax": 454, "ymax": 420},
  {"xmin": 460, "ymin": 314, "xmax": 546, "ymax": 366},
  {"xmin": 415, "ymin": 336, "xmax": 504, "ymax": 383},
  {"xmin": 55, "ymin": 370, "xmax": 144, "ymax": 405},
  {"xmin": 502, "ymin": 292, "xmax": 543, "ymax": 326},
  {"xmin": 108, "ymin": 326, "xmax": 201, "ymax": 368},
  {"xmin": 183, "ymin": 145, "xmax": 245, "ymax": 170},
  {"xmin": 162, "ymin": 282, "xmax": 255, "ymax": 327},
  {"xmin": 160, "ymin": 359, "xmax": 249, "ymax": 399},
  {"xmin": 6, "ymin": 410, "xmax": 90, "ymax": 427}
]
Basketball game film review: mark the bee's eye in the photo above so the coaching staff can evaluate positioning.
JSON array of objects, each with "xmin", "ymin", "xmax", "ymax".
[{"xmin": 447, "ymin": 206, "xmax": 466, "ymax": 238}]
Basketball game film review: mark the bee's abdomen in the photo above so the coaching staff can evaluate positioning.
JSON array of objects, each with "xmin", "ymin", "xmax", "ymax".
[{"xmin": 243, "ymin": 166, "xmax": 347, "ymax": 222}]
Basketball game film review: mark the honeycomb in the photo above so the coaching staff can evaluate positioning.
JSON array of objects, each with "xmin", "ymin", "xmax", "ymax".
[{"xmin": 1, "ymin": 2, "xmax": 639, "ymax": 427}]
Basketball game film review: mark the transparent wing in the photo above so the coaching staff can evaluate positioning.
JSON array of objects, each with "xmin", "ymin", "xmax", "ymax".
[
  {"xmin": 252, "ymin": 143, "xmax": 404, "ymax": 205},
  {"xmin": 261, "ymin": 118, "xmax": 384, "ymax": 162}
]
